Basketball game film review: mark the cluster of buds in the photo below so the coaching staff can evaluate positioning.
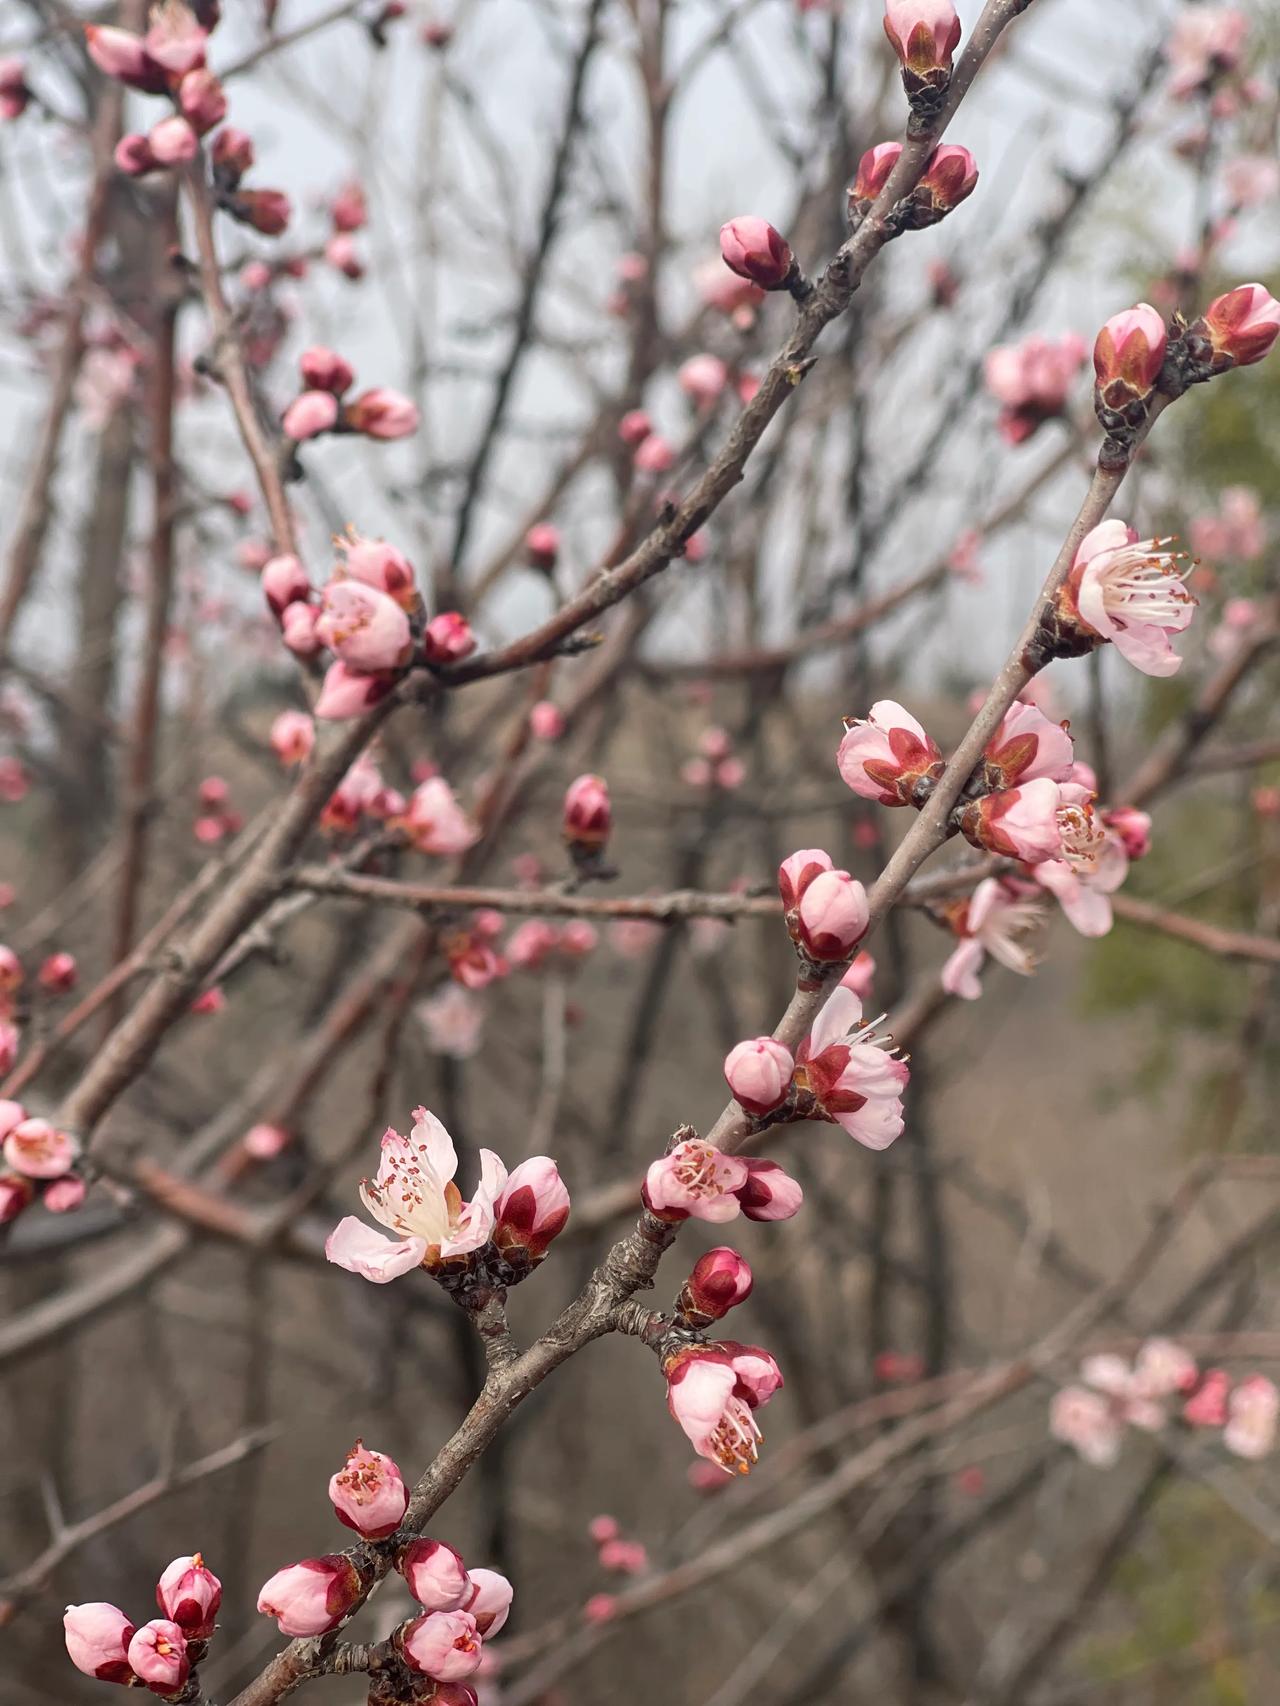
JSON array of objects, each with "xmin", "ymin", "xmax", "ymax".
[
  {"xmin": 281, "ymin": 346, "xmax": 419, "ymax": 447},
  {"xmin": 507, "ymin": 917, "xmax": 599, "ymax": 972},
  {"xmin": 562, "ymin": 773, "xmax": 613, "ymax": 879},
  {"xmin": 848, "ymin": 140, "xmax": 978, "ymax": 232},
  {"xmin": 192, "ymin": 774, "xmax": 243, "ymax": 844},
  {"xmin": 682, "ymin": 726, "xmax": 745, "ymax": 791},
  {"xmin": 325, "ymin": 1106, "xmax": 570, "ymax": 1291},
  {"xmin": 777, "ymin": 849, "xmax": 869, "ymax": 985},
  {"xmin": 1, "ymin": 1099, "xmax": 87, "ymax": 1224},
  {"xmin": 391, "ymin": 1545, "xmax": 511, "ymax": 1692},
  {"xmin": 325, "ymin": 177, "xmax": 368, "ymax": 280},
  {"xmin": 882, "ymin": 0, "xmax": 962, "ymax": 131},
  {"xmin": 1051, "ymin": 1339, "xmax": 1278, "ymax": 1466},
  {"xmin": 205, "ymin": 125, "xmax": 291, "ymax": 235},
  {"xmin": 88, "ymin": 8, "xmax": 230, "ymax": 180},
  {"xmin": 66, "ymin": 1553, "xmax": 221, "ymax": 1696},
  {"xmin": 587, "ymin": 1514, "xmax": 649, "ymax": 1576}
]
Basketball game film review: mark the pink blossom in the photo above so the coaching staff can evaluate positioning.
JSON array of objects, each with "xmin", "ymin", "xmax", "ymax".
[
  {"xmin": 189, "ymin": 986, "xmax": 225, "ymax": 1015},
  {"xmin": 493, "ymin": 1157, "xmax": 571, "ymax": 1259},
  {"xmin": 1049, "ymin": 1387, "xmax": 1123, "ymax": 1466},
  {"xmin": 331, "ymin": 180, "xmax": 368, "ymax": 232},
  {"xmin": 1063, "ymin": 519, "xmax": 1196, "ymax": 677},
  {"xmin": 462, "ymin": 1567, "xmax": 514, "ymax": 1636},
  {"xmin": 599, "ymin": 1538, "xmax": 649, "ymax": 1574},
  {"xmin": 330, "ymin": 1440, "xmax": 409, "ymax": 1538},
  {"xmin": 1080, "ymin": 1353, "xmax": 1165, "ymax": 1431},
  {"xmin": 231, "ymin": 188, "xmax": 293, "ymax": 236},
  {"xmin": 0, "ymin": 56, "xmax": 30, "ymax": 121},
  {"xmin": 940, "ymin": 877, "xmax": 1044, "ymax": 1000},
  {"xmin": 919, "ymin": 142, "xmax": 978, "ymax": 212},
  {"xmin": 317, "ymin": 580, "xmax": 412, "ymax": 673},
  {"xmin": 564, "ymin": 773, "xmax": 611, "ymax": 849},
  {"xmin": 682, "ymin": 1247, "xmax": 754, "ymax": 1320},
  {"xmin": 723, "ymin": 1037, "xmax": 795, "ymax": 1117},
  {"xmin": 1092, "ymin": 303, "xmax": 1167, "ymax": 403},
  {"xmin": 257, "ymin": 1555, "xmax": 363, "ymax": 1636},
  {"xmin": 0, "ymin": 1100, "xmax": 24, "ymax": 1140},
  {"xmin": 336, "ymin": 531, "xmax": 419, "ymax": 609},
  {"xmin": 147, "ymin": 115, "xmax": 199, "ymax": 165},
  {"xmin": 177, "ymin": 67, "xmax": 226, "ymax": 133},
  {"xmin": 664, "ymin": 1341, "xmax": 783, "ymax": 1473},
  {"xmin": 837, "ymin": 700, "xmax": 943, "ymax": 805},
  {"xmin": 734, "ymin": 1157, "xmax": 803, "ymax": 1221},
  {"xmin": 281, "ymin": 602, "xmax": 323, "ymax": 657},
  {"xmin": 144, "ymin": 6, "xmax": 208, "ymax": 76},
  {"xmin": 525, "ymin": 523, "xmax": 560, "ymax": 569},
  {"xmin": 419, "ymin": 984, "xmax": 484, "ymax": 1061},
  {"xmin": 399, "ymin": 1538, "xmax": 470, "ymax": 1611},
  {"xmin": 314, "ymin": 660, "xmax": 397, "ymax": 721},
  {"xmin": 618, "ymin": 409, "xmax": 653, "ymax": 445},
  {"xmin": 44, "ymin": 1175, "xmax": 87, "ymax": 1213},
  {"xmin": 1133, "ymin": 1337, "xmax": 1198, "ymax": 1398},
  {"xmin": 4, "ymin": 1118, "xmax": 79, "ymax": 1180},
  {"xmin": 325, "ymin": 1108, "xmax": 506, "ymax": 1281},
  {"xmin": 983, "ymin": 333, "xmax": 1086, "ymax": 443},
  {"xmin": 778, "ymin": 850, "xmax": 869, "ymax": 962},
  {"xmin": 325, "ymin": 233, "xmax": 364, "ymax": 278},
  {"xmin": 1196, "ymin": 283, "xmax": 1280, "ymax": 369},
  {"xmin": 644, "ymin": 1139, "xmax": 748, "ymax": 1224},
  {"xmin": 633, "ymin": 433, "xmax": 675, "ymax": 474},
  {"xmin": 423, "ymin": 611, "xmax": 477, "ymax": 665},
  {"xmin": 1184, "ymin": 1369, "xmax": 1230, "ymax": 1427},
  {"xmin": 529, "ymin": 700, "xmax": 565, "ymax": 741},
  {"xmin": 960, "ymin": 777, "xmax": 1064, "ymax": 863},
  {"xmin": 243, "ymin": 1122, "xmax": 291, "ymax": 1160},
  {"xmin": 270, "ymin": 709, "xmax": 315, "ymax": 766},
  {"xmin": 398, "ymin": 1610, "xmax": 483, "ymax": 1680},
  {"xmin": 1101, "ymin": 806, "xmax": 1151, "ymax": 860},
  {"xmin": 400, "ymin": 777, "xmax": 480, "ymax": 855},
  {"xmin": 840, "ymin": 951, "xmax": 876, "ymax": 1000},
  {"xmin": 283, "ymin": 389, "xmax": 340, "ymax": 441},
  {"xmin": 64, "ymin": 1603, "xmax": 137, "ymax": 1683},
  {"xmin": 584, "ymin": 1592, "xmax": 618, "ymax": 1623},
  {"xmin": 1224, "ymin": 1375, "xmax": 1278, "ymax": 1459},
  {"xmin": 126, "ymin": 1619, "xmax": 190, "ymax": 1692},
  {"xmin": 796, "ymin": 986, "xmax": 909, "ymax": 1151},
  {"xmin": 299, "ymin": 346, "xmax": 355, "ymax": 395},
  {"xmin": 679, "ymin": 354, "xmax": 729, "ymax": 407},
  {"xmin": 882, "ymin": 0, "xmax": 961, "ymax": 75},
  {"xmin": 344, "ymin": 387, "xmax": 420, "ymax": 439},
  {"xmin": 983, "ymin": 701, "xmax": 1075, "ymax": 788},
  {"xmin": 84, "ymin": 26, "xmax": 169, "ymax": 93},
  {"xmin": 719, "ymin": 217, "xmax": 794, "ymax": 290},
  {"xmin": 37, "ymin": 951, "xmax": 77, "ymax": 993},
  {"xmin": 1166, "ymin": 5, "xmax": 1249, "ymax": 98},
  {"xmin": 851, "ymin": 141, "xmax": 903, "ymax": 205},
  {"xmin": 0, "ymin": 1173, "xmax": 33, "ymax": 1222},
  {"xmin": 156, "ymin": 1554, "xmax": 222, "ymax": 1640}
]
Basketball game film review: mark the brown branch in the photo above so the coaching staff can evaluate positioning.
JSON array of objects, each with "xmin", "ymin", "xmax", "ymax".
[{"xmin": 1110, "ymin": 891, "xmax": 1280, "ymax": 964}]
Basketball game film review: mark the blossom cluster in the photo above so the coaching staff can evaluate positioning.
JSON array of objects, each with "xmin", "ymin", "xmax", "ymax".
[
  {"xmin": 0, "ymin": 1098, "xmax": 86, "ymax": 1225},
  {"xmin": 66, "ymin": 1554, "xmax": 221, "ymax": 1693}
]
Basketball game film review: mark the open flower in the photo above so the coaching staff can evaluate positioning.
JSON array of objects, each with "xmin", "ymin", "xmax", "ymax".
[
  {"xmin": 1224, "ymin": 1375, "xmax": 1278, "ymax": 1459},
  {"xmin": 794, "ymin": 987, "xmax": 908, "ymax": 1151},
  {"xmin": 325, "ymin": 1109, "xmax": 506, "ymax": 1282},
  {"xmin": 644, "ymin": 1139, "xmax": 748, "ymax": 1223},
  {"xmin": 1050, "ymin": 1387, "xmax": 1123, "ymax": 1467},
  {"xmin": 1059, "ymin": 520, "xmax": 1196, "ymax": 677},
  {"xmin": 317, "ymin": 580, "xmax": 412, "ymax": 673},
  {"xmin": 398, "ymin": 777, "xmax": 480, "ymax": 856},
  {"xmin": 664, "ymin": 1342, "xmax": 783, "ymax": 1473},
  {"xmin": 329, "ymin": 1441, "xmax": 409, "ymax": 1538},
  {"xmin": 940, "ymin": 877, "xmax": 1044, "ymax": 1000},
  {"xmin": 1032, "ymin": 801, "xmax": 1129, "ymax": 937}
]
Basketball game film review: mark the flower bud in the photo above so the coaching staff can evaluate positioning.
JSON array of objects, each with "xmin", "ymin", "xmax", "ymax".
[
  {"xmin": 317, "ymin": 580, "xmax": 413, "ymax": 672},
  {"xmin": 147, "ymin": 115, "xmax": 199, "ymax": 165},
  {"xmin": 525, "ymin": 523, "xmax": 560, "ymax": 569},
  {"xmin": 462, "ymin": 1568, "xmax": 513, "ymax": 1637},
  {"xmin": 281, "ymin": 601, "xmax": 323, "ymax": 657},
  {"xmin": 679, "ymin": 1246, "xmax": 754, "ymax": 1322},
  {"xmin": 212, "ymin": 125, "xmax": 254, "ymax": 186},
  {"xmin": 344, "ymin": 387, "xmax": 420, "ymax": 440},
  {"xmin": 329, "ymin": 1440, "xmax": 408, "ymax": 1539},
  {"xmin": 299, "ymin": 346, "xmax": 354, "ymax": 395},
  {"xmin": 260, "ymin": 553, "xmax": 310, "ymax": 617},
  {"xmin": 314, "ymin": 660, "xmax": 398, "ymax": 721},
  {"xmin": 916, "ymin": 142, "xmax": 978, "ymax": 215},
  {"xmin": 397, "ymin": 1610, "xmax": 483, "ymax": 1681},
  {"xmin": 678, "ymin": 354, "xmax": 729, "ymax": 408},
  {"xmin": 883, "ymin": 0, "xmax": 961, "ymax": 78},
  {"xmin": 735, "ymin": 1156, "xmax": 803, "ymax": 1222},
  {"xmin": 958, "ymin": 777, "xmax": 1063, "ymax": 863},
  {"xmin": 780, "ymin": 855, "xmax": 868, "ymax": 964},
  {"xmin": 563, "ymin": 773, "xmax": 611, "ymax": 851},
  {"xmin": 37, "ymin": 951, "xmax": 77, "ymax": 993},
  {"xmin": 719, "ymin": 217, "xmax": 794, "ymax": 291},
  {"xmin": 270, "ymin": 710, "xmax": 315, "ymax": 766},
  {"xmin": 337, "ymin": 532, "xmax": 419, "ymax": 608},
  {"xmin": 4, "ymin": 1117, "xmax": 79, "ymax": 1180},
  {"xmin": 115, "ymin": 133, "xmax": 157, "ymax": 175},
  {"xmin": 44, "ymin": 1174, "xmax": 88, "ymax": 1213},
  {"xmin": 257, "ymin": 1555, "xmax": 364, "ymax": 1636},
  {"xmin": 422, "ymin": 612, "xmax": 477, "ymax": 666},
  {"xmin": 283, "ymin": 389, "xmax": 339, "ymax": 441},
  {"xmin": 0, "ymin": 1172, "xmax": 35, "ymax": 1223},
  {"xmin": 127, "ymin": 1619, "xmax": 190, "ymax": 1692},
  {"xmin": 64, "ymin": 1603, "xmax": 136, "ymax": 1683},
  {"xmin": 331, "ymin": 180, "xmax": 368, "ymax": 233},
  {"xmin": 529, "ymin": 700, "xmax": 565, "ymax": 741},
  {"xmin": 1183, "ymin": 1368, "xmax": 1230, "ymax": 1427},
  {"xmin": 178, "ymin": 67, "xmax": 226, "ymax": 133},
  {"xmin": 850, "ymin": 141, "xmax": 902, "ymax": 211},
  {"xmin": 837, "ymin": 701, "xmax": 943, "ymax": 805},
  {"xmin": 633, "ymin": 433, "xmax": 675, "ymax": 474},
  {"xmin": 0, "ymin": 56, "xmax": 28, "ymax": 121},
  {"xmin": 493, "ymin": 1157, "xmax": 571, "ymax": 1262},
  {"xmin": 1191, "ymin": 282, "xmax": 1280, "ymax": 371},
  {"xmin": 723, "ymin": 1037, "xmax": 795, "ymax": 1116},
  {"xmin": 398, "ymin": 1538, "xmax": 470, "ymax": 1612},
  {"xmin": 228, "ymin": 188, "xmax": 292, "ymax": 236},
  {"xmin": 84, "ymin": 26, "xmax": 169, "ymax": 93},
  {"xmin": 1092, "ymin": 303, "xmax": 1167, "ymax": 415},
  {"xmin": 618, "ymin": 409, "xmax": 652, "ymax": 445}
]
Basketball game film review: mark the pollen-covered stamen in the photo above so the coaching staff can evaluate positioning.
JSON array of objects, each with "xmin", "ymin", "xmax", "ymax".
[
  {"xmin": 1057, "ymin": 800, "xmax": 1106, "ymax": 872},
  {"xmin": 672, "ymin": 1141, "xmax": 731, "ymax": 1199},
  {"xmin": 710, "ymin": 1398, "xmax": 762, "ymax": 1475},
  {"xmin": 1092, "ymin": 537, "xmax": 1197, "ymax": 628}
]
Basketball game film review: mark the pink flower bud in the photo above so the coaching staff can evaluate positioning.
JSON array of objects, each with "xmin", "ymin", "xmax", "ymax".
[
  {"xmin": 1102, "ymin": 805, "xmax": 1151, "ymax": 860},
  {"xmin": 243, "ymin": 1121, "xmax": 291, "ymax": 1159},
  {"xmin": 64, "ymin": 1603, "xmax": 137, "ymax": 1683},
  {"xmin": 563, "ymin": 773, "xmax": 611, "ymax": 850},
  {"xmin": 212, "ymin": 126, "xmax": 254, "ymax": 183},
  {"xmin": 231, "ymin": 188, "xmax": 292, "ymax": 236},
  {"xmin": 1183, "ymin": 1368, "xmax": 1230, "ymax": 1427},
  {"xmin": 0, "ymin": 56, "xmax": 28, "ymax": 121},
  {"xmin": 4, "ymin": 1117, "xmax": 79, "ymax": 1180},
  {"xmin": 314, "ymin": 660, "xmax": 398, "ymax": 721},
  {"xmin": 919, "ymin": 142, "xmax": 978, "ymax": 211},
  {"xmin": 399, "ymin": 777, "xmax": 480, "ymax": 855},
  {"xmin": 84, "ymin": 26, "xmax": 168, "ymax": 93},
  {"xmin": 423, "ymin": 612, "xmax": 477, "ymax": 666},
  {"xmin": 144, "ymin": 8, "xmax": 207, "ymax": 76},
  {"xmin": 398, "ymin": 1539, "xmax": 471, "ymax": 1612},
  {"xmin": 317, "ymin": 580, "xmax": 412, "ymax": 672},
  {"xmin": 959, "ymin": 778, "xmax": 1063, "ymax": 863},
  {"xmin": 682, "ymin": 1246, "xmax": 754, "ymax": 1320},
  {"xmin": 331, "ymin": 180, "xmax": 368, "ymax": 233},
  {"xmin": 529, "ymin": 700, "xmax": 565, "ymax": 741},
  {"xmin": 270, "ymin": 710, "xmax": 315, "ymax": 766},
  {"xmin": 786, "ymin": 864, "xmax": 869, "ymax": 962},
  {"xmin": 37, "ymin": 951, "xmax": 77, "ymax": 992},
  {"xmin": 344, "ymin": 387, "xmax": 420, "ymax": 440},
  {"xmin": 156, "ymin": 1554, "xmax": 222, "ymax": 1640},
  {"xmin": 0, "ymin": 1099, "xmax": 24, "ymax": 1139},
  {"xmin": 261, "ymin": 553, "xmax": 311, "ymax": 618},
  {"xmin": 324, "ymin": 232, "xmax": 364, "ymax": 279},
  {"xmin": 982, "ymin": 701, "xmax": 1075, "ymax": 788},
  {"xmin": 283, "ymin": 389, "xmax": 339, "ymax": 442},
  {"xmin": 588, "ymin": 1515, "xmax": 619, "ymax": 1543},
  {"xmin": 883, "ymin": 0, "xmax": 961, "ymax": 76},
  {"xmin": 44, "ymin": 1173, "xmax": 87, "ymax": 1213},
  {"xmin": 337, "ymin": 532, "xmax": 418, "ymax": 608},
  {"xmin": 584, "ymin": 1592, "xmax": 617, "ymax": 1623},
  {"xmin": 257, "ymin": 1555, "xmax": 363, "ymax": 1636},
  {"xmin": 461, "ymin": 1568, "xmax": 513, "ymax": 1637},
  {"xmin": 678, "ymin": 353, "xmax": 729, "ymax": 408},
  {"xmin": 329, "ymin": 1440, "xmax": 409, "ymax": 1538},
  {"xmin": 281, "ymin": 601, "xmax": 323, "ymax": 657},
  {"xmin": 618, "ymin": 409, "xmax": 652, "ymax": 445},
  {"xmin": 633, "ymin": 433, "xmax": 674, "ymax": 474},
  {"xmin": 178, "ymin": 67, "xmax": 226, "ymax": 133},
  {"xmin": 397, "ymin": 1610, "xmax": 483, "ymax": 1680},
  {"xmin": 0, "ymin": 1173, "xmax": 35, "ymax": 1222},
  {"xmin": 851, "ymin": 141, "xmax": 903, "ymax": 204},
  {"xmin": 1195, "ymin": 282, "xmax": 1280, "ymax": 368},
  {"xmin": 525, "ymin": 522, "xmax": 560, "ymax": 569},
  {"xmin": 493, "ymin": 1157, "xmax": 571, "ymax": 1260},
  {"xmin": 562, "ymin": 920, "xmax": 598, "ymax": 957},
  {"xmin": 0, "ymin": 943, "xmax": 22, "ymax": 990},
  {"xmin": 723, "ymin": 1037, "xmax": 795, "ymax": 1116},
  {"xmin": 1092, "ymin": 303, "xmax": 1167, "ymax": 403},
  {"xmin": 1224, "ymin": 1373, "xmax": 1278, "ymax": 1459},
  {"xmin": 126, "ymin": 1619, "xmax": 189, "ymax": 1692},
  {"xmin": 115, "ymin": 133, "xmax": 157, "ymax": 176},
  {"xmin": 147, "ymin": 115, "xmax": 199, "ymax": 165},
  {"xmin": 299, "ymin": 346, "xmax": 355, "ymax": 395},
  {"xmin": 735, "ymin": 1156, "xmax": 803, "ymax": 1221},
  {"xmin": 838, "ymin": 700, "xmax": 943, "ymax": 805},
  {"xmin": 719, "ymin": 217, "xmax": 794, "ymax": 290}
]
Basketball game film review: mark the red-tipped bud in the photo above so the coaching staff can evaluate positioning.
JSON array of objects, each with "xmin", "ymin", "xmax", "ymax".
[
  {"xmin": 493, "ymin": 1157, "xmax": 570, "ymax": 1262},
  {"xmin": 618, "ymin": 409, "xmax": 653, "ymax": 445},
  {"xmin": 778, "ymin": 850, "xmax": 868, "ymax": 963},
  {"xmin": 736, "ymin": 1156, "xmax": 804, "ymax": 1222},
  {"xmin": 156, "ymin": 1554, "xmax": 222, "ymax": 1640},
  {"xmin": 257, "ymin": 1555, "xmax": 363, "ymax": 1636},
  {"xmin": 398, "ymin": 1538, "xmax": 470, "ymax": 1612},
  {"xmin": 851, "ymin": 141, "xmax": 903, "ymax": 205},
  {"xmin": 883, "ymin": 0, "xmax": 961, "ymax": 76},
  {"xmin": 282, "ymin": 389, "xmax": 339, "ymax": 441},
  {"xmin": 331, "ymin": 180, "xmax": 368, "ymax": 233},
  {"xmin": 525, "ymin": 522, "xmax": 560, "ymax": 569},
  {"xmin": 719, "ymin": 217, "xmax": 794, "ymax": 291},
  {"xmin": 680, "ymin": 1247, "xmax": 754, "ymax": 1322},
  {"xmin": 64, "ymin": 1603, "xmax": 137, "ymax": 1683},
  {"xmin": 37, "ymin": 952, "xmax": 77, "ymax": 993},
  {"xmin": 212, "ymin": 126, "xmax": 255, "ymax": 185},
  {"xmin": 260, "ymin": 553, "xmax": 311, "ymax": 618},
  {"xmin": 1195, "ymin": 283, "xmax": 1280, "ymax": 370},
  {"xmin": 126, "ymin": 1620, "xmax": 190, "ymax": 1693},
  {"xmin": 343, "ymin": 387, "xmax": 419, "ymax": 439},
  {"xmin": 299, "ymin": 346, "xmax": 355, "ymax": 395},
  {"xmin": 723, "ymin": 1037, "xmax": 794, "ymax": 1116},
  {"xmin": 563, "ymin": 773, "xmax": 611, "ymax": 850},
  {"xmin": 1092, "ymin": 303, "xmax": 1167, "ymax": 406},
  {"xmin": 84, "ymin": 26, "xmax": 169, "ymax": 94},
  {"xmin": 422, "ymin": 612, "xmax": 477, "ymax": 665},
  {"xmin": 228, "ymin": 188, "xmax": 292, "ymax": 236},
  {"xmin": 919, "ymin": 142, "xmax": 978, "ymax": 211}
]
